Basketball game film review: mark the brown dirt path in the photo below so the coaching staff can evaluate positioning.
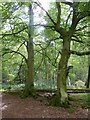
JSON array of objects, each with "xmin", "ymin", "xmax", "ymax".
[{"xmin": 0, "ymin": 92, "xmax": 89, "ymax": 119}]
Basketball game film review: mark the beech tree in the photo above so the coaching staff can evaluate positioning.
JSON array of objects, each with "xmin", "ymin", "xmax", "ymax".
[
  {"xmin": 23, "ymin": 3, "xmax": 35, "ymax": 97},
  {"xmin": 1, "ymin": 2, "xmax": 36, "ymax": 97},
  {"xmin": 86, "ymin": 39, "xmax": 90, "ymax": 88},
  {"xmin": 35, "ymin": 1, "xmax": 90, "ymax": 106},
  {"xmin": 1, "ymin": 1, "xmax": 90, "ymax": 105},
  {"xmin": 87, "ymin": 56, "xmax": 90, "ymax": 88},
  {"xmin": 86, "ymin": 18, "xmax": 90, "ymax": 88}
]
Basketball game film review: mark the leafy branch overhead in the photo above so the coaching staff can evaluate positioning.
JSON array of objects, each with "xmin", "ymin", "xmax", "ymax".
[
  {"xmin": 1, "ymin": 1, "xmax": 90, "ymax": 102},
  {"xmin": 2, "ymin": 48, "xmax": 28, "ymax": 64},
  {"xmin": 35, "ymin": 1, "xmax": 90, "ymax": 53}
]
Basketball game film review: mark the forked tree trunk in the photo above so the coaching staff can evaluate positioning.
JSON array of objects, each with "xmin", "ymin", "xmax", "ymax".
[{"xmin": 57, "ymin": 37, "xmax": 70, "ymax": 105}]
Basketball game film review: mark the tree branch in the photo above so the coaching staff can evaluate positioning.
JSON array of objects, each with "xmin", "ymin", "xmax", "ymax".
[
  {"xmin": 35, "ymin": 57, "xmax": 44, "ymax": 72},
  {"xmin": 15, "ymin": 58, "xmax": 24, "ymax": 81},
  {"xmin": 34, "ymin": 2, "xmax": 56, "ymax": 25},
  {"xmin": 56, "ymin": 1, "xmax": 61, "ymax": 26},
  {"xmin": 34, "ymin": 37, "xmax": 60, "ymax": 51},
  {"xmin": 61, "ymin": 2, "xmax": 73, "ymax": 7},
  {"xmin": 54, "ymin": 51, "xmax": 61, "ymax": 64},
  {"xmin": 65, "ymin": 10, "xmax": 72, "ymax": 27},
  {"xmin": 70, "ymin": 50, "xmax": 90, "ymax": 56},
  {"xmin": 70, "ymin": 2, "xmax": 90, "ymax": 32},
  {"xmin": 1, "ymin": 27, "xmax": 28, "ymax": 38},
  {"xmin": 71, "ymin": 38, "xmax": 83, "ymax": 43},
  {"xmin": 76, "ymin": 25, "xmax": 88, "ymax": 31},
  {"xmin": 2, "ymin": 49, "xmax": 27, "ymax": 64},
  {"xmin": 78, "ymin": 11, "xmax": 90, "ymax": 22},
  {"xmin": 35, "ymin": 50, "xmax": 56, "ymax": 67},
  {"xmin": 34, "ymin": 24, "xmax": 54, "ymax": 29}
]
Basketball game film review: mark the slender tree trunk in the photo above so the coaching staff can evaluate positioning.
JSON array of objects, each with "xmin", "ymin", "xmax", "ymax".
[
  {"xmin": 57, "ymin": 37, "xmax": 70, "ymax": 105},
  {"xmin": 86, "ymin": 55, "xmax": 90, "ymax": 88},
  {"xmin": 23, "ymin": 3, "xmax": 35, "ymax": 97},
  {"xmin": 87, "ymin": 65, "xmax": 90, "ymax": 88},
  {"xmin": 86, "ymin": 17, "xmax": 90, "ymax": 88}
]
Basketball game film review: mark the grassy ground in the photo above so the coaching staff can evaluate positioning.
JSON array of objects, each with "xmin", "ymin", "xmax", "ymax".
[{"xmin": 69, "ymin": 93, "xmax": 90, "ymax": 109}]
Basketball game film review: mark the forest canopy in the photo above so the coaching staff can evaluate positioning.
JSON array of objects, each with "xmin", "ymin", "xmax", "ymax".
[{"xmin": 1, "ymin": 1, "xmax": 90, "ymax": 105}]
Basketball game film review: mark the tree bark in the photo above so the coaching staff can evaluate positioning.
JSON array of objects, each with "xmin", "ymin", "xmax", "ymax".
[
  {"xmin": 86, "ymin": 65, "xmax": 90, "ymax": 88},
  {"xmin": 57, "ymin": 37, "xmax": 70, "ymax": 105},
  {"xmin": 86, "ymin": 55, "xmax": 90, "ymax": 88},
  {"xmin": 23, "ymin": 3, "xmax": 35, "ymax": 97}
]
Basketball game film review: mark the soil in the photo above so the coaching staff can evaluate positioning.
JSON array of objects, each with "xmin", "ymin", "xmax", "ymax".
[{"xmin": 0, "ymin": 92, "xmax": 89, "ymax": 119}]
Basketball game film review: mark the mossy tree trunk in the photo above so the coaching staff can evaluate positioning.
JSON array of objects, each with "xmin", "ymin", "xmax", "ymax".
[
  {"xmin": 23, "ymin": 3, "xmax": 35, "ymax": 97},
  {"xmin": 35, "ymin": 1, "xmax": 90, "ymax": 106},
  {"xmin": 86, "ymin": 56, "xmax": 90, "ymax": 88},
  {"xmin": 56, "ymin": 37, "xmax": 70, "ymax": 105}
]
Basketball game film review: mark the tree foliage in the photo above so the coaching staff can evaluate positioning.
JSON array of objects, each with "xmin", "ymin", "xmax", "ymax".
[{"xmin": 1, "ymin": 1, "xmax": 90, "ymax": 105}]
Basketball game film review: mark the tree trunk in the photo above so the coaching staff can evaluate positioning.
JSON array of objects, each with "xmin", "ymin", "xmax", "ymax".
[
  {"xmin": 23, "ymin": 3, "xmax": 35, "ymax": 97},
  {"xmin": 86, "ymin": 54, "xmax": 90, "ymax": 88},
  {"xmin": 57, "ymin": 37, "xmax": 70, "ymax": 105},
  {"xmin": 86, "ymin": 65, "xmax": 90, "ymax": 88}
]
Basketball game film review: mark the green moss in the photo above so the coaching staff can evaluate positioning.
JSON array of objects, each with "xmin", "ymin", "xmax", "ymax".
[
  {"xmin": 68, "ymin": 95, "xmax": 76, "ymax": 101},
  {"xmin": 81, "ymin": 102, "xmax": 90, "ymax": 109},
  {"xmin": 49, "ymin": 95, "xmax": 61, "ymax": 106},
  {"xmin": 30, "ymin": 87, "xmax": 37, "ymax": 98},
  {"xmin": 20, "ymin": 89, "xmax": 30, "ymax": 98},
  {"xmin": 69, "ymin": 93, "xmax": 90, "ymax": 109},
  {"xmin": 20, "ymin": 87, "xmax": 37, "ymax": 99},
  {"xmin": 61, "ymin": 100, "xmax": 70, "ymax": 108},
  {"xmin": 49, "ymin": 95, "xmax": 70, "ymax": 108},
  {"xmin": 68, "ymin": 107, "xmax": 75, "ymax": 113}
]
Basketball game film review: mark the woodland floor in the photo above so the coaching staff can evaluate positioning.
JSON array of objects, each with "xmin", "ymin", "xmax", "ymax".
[{"xmin": 0, "ymin": 92, "xmax": 90, "ymax": 119}]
